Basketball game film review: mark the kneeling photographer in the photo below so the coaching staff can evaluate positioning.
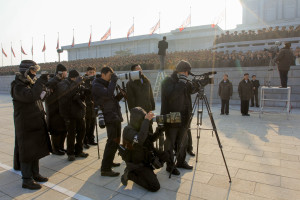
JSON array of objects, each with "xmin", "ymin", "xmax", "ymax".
[
  {"xmin": 161, "ymin": 60, "xmax": 197, "ymax": 175},
  {"xmin": 120, "ymin": 107, "xmax": 169, "ymax": 192}
]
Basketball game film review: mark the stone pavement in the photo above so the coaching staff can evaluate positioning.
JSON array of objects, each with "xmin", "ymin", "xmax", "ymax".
[{"xmin": 1, "ymin": 93, "xmax": 300, "ymax": 200}]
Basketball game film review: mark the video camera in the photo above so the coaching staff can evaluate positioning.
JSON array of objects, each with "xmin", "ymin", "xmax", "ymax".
[
  {"xmin": 152, "ymin": 112, "xmax": 181, "ymax": 125},
  {"xmin": 190, "ymin": 71, "xmax": 217, "ymax": 87},
  {"xmin": 264, "ymin": 41, "xmax": 281, "ymax": 59},
  {"xmin": 116, "ymin": 71, "xmax": 141, "ymax": 82}
]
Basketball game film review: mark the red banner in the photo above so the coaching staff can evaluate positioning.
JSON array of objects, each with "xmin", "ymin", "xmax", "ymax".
[
  {"xmin": 150, "ymin": 20, "xmax": 160, "ymax": 35},
  {"xmin": 101, "ymin": 27, "xmax": 111, "ymax": 41}
]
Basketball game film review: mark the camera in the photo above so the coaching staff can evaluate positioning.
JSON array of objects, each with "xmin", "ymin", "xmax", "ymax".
[
  {"xmin": 117, "ymin": 71, "xmax": 141, "ymax": 81},
  {"xmin": 95, "ymin": 107, "xmax": 105, "ymax": 129},
  {"xmin": 152, "ymin": 112, "xmax": 181, "ymax": 125},
  {"xmin": 190, "ymin": 71, "xmax": 217, "ymax": 87}
]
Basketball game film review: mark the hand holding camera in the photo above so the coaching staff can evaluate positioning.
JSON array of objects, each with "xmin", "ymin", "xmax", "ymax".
[
  {"xmin": 145, "ymin": 111, "xmax": 155, "ymax": 121},
  {"xmin": 111, "ymin": 73, "xmax": 118, "ymax": 83}
]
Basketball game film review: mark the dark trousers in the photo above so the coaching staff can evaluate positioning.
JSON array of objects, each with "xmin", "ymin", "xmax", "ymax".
[
  {"xmin": 21, "ymin": 160, "xmax": 39, "ymax": 181},
  {"xmin": 101, "ymin": 121, "xmax": 121, "ymax": 171},
  {"xmin": 14, "ymin": 137, "xmax": 20, "ymax": 170},
  {"xmin": 241, "ymin": 100, "xmax": 249, "ymax": 115},
  {"xmin": 187, "ymin": 129, "xmax": 193, "ymax": 151},
  {"xmin": 128, "ymin": 166, "xmax": 160, "ymax": 192},
  {"xmin": 221, "ymin": 99, "xmax": 229, "ymax": 114},
  {"xmin": 279, "ymin": 70, "xmax": 289, "ymax": 87},
  {"xmin": 251, "ymin": 90, "xmax": 259, "ymax": 106},
  {"xmin": 159, "ymin": 55, "xmax": 165, "ymax": 71},
  {"xmin": 84, "ymin": 116, "xmax": 96, "ymax": 144},
  {"xmin": 164, "ymin": 127, "xmax": 187, "ymax": 167},
  {"xmin": 51, "ymin": 132, "xmax": 67, "ymax": 151},
  {"xmin": 65, "ymin": 118, "xmax": 85, "ymax": 156}
]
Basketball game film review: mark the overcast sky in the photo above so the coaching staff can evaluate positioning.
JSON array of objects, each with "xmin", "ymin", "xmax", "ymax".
[{"xmin": 0, "ymin": 0, "xmax": 242, "ymax": 67}]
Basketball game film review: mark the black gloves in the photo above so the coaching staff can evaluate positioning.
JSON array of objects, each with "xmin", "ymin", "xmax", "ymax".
[{"xmin": 111, "ymin": 73, "xmax": 118, "ymax": 83}]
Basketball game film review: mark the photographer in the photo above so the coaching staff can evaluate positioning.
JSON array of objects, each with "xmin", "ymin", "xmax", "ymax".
[
  {"xmin": 92, "ymin": 67, "xmax": 123, "ymax": 177},
  {"xmin": 161, "ymin": 60, "xmax": 196, "ymax": 175},
  {"xmin": 126, "ymin": 64, "xmax": 155, "ymax": 113},
  {"xmin": 57, "ymin": 69, "xmax": 89, "ymax": 161},
  {"xmin": 120, "ymin": 107, "xmax": 169, "ymax": 192},
  {"xmin": 275, "ymin": 42, "xmax": 296, "ymax": 88},
  {"xmin": 250, "ymin": 75, "xmax": 260, "ymax": 107},
  {"xmin": 11, "ymin": 60, "xmax": 51, "ymax": 190},
  {"xmin": 45, "ymin": 64, "xmax": 68, "ymax": 155},
  {"xmin": 238, "ymin": 73, "xmax": 253, "ymax": 116},
  {"xmin": 83, "ymin": 67, "xmax": 97, "ymax": 148}
]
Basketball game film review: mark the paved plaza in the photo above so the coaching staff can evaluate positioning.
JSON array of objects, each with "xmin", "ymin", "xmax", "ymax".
[{"xmin": 1, "ymin": 93, "xmax": 300, "ymax": 200}]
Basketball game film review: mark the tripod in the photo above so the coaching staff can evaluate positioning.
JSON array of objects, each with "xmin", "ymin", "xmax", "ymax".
[
  {"xmin": 169, "ymin": 87, "xmax": 231, "ymax": 183},
  {"xmin": 191, "ymin": 88, "xmax": 231, "ymax": 182}
]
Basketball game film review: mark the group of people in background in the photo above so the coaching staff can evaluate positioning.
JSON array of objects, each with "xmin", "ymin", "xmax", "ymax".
[{"xmin": 215, "ymin": 25, "xmax": 300, "ymax": 44}]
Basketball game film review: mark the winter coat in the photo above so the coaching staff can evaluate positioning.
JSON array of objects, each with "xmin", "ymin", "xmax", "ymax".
[
  {"xmin": 161, "ymin": 72, "xmax": 197, "ymax": 127},
  {"xmin": 92, "ymin": 77, "xmax": 123, "ymax": 124},
  {"xmin": 158, "ymin": 40, "xmax": 168, "ymax": 56},
  {"xmin": 83, "ymin": 75, "xmax": 95, "ymax": 119},
  {"xmin": 126, "ymin": 74, "xmax": 155, "ymax": 112},
  {"xmin": 276, "ymin": 47, "xmax": 296, "ymax": 71},
  {"xmin": 218, "ymin": 80, "xmax": 233, "ymax": 100},
  {"xmin": 238, "ymin": 79, "xmax": 253, "ymax": 101},
  {"xmin": 45, "ymin": 76, "xmax": 66, "ymax": 135},
  {"xmin": 11, "ymin": 72, "xmax": 51, "ymax": 162},
  {"xmin": 57, "ymin": 78, "xmax": 86, "ymax": 120},
  {"xmin": 251, "ymin": 80, "xmax": 260, "ymax": 93}
]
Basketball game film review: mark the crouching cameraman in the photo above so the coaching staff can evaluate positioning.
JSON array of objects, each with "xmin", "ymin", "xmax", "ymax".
[{"xmin": 119, "ymin": 107, "xmax": 170, "ymax": 192}]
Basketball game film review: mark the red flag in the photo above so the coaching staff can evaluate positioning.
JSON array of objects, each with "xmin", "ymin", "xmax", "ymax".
[
  {"xmin": 42, "ymin": 41, "xmax": 46, "ymax": 52},
  {"xmin": 11, "ymin": 46, "xmax": 16, "ymax": 57},
  {"xmin": 127, "ymin": 24, "xmax": 134, "ymax": 39},
  {"xmin": 71, "ymin": 35, "xmax": 75, "ymax": 47},
  {"xmin": 179, "ymin": 14, "xmax": 191, "ymax": 32},
  {"xmin": 21, "ymin": 46, "xmax": 27, "ymax": 55},
  {"xmin": 56, "ymin": 37, "xmax": 59, "ymax": 50},
  {"xmin": 88, "ymin": 33, "xmax": 92, "ymax": 47},
  {"xmin": 101, "ymin": 27, "xmax": 111, "ymax": 41},
  {"xmin": 211, "ymin": 24, "xmax": 216, "ymax": 28},
  {"xmin": 150, "ymin": 20, "xmax": 160, "ymax": 34},
  {"xmin": 2, "ymin": 48, "xmax": 7, "ymax": 57}
]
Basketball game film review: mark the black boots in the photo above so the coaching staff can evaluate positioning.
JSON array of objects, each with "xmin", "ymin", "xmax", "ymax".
[
  {"xmin": 22, "ymin": 179, "xmax": 41, "ymax": 190},
  {"xmin": 101, "ymin": 170, "xmax": 120, "ymax": 177}
]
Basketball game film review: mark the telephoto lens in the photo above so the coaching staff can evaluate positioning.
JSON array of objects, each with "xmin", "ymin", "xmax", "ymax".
[
  {"xmin": 97, "ymin": 109, "xmax": 106, "ymax": 129},
  {"xmin": 117, "ymin": 71, "xmax": 141, "ymax": 81}
]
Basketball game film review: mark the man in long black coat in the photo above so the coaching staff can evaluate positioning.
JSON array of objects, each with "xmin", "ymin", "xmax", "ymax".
[
  {"xmin": 158, "ymin": 36, "xmax": 168, "ymax": 70},
  {"xmin": 238, "ymin": 73, "xmax": 253, "ymax": 116},
  {"xmin": 45, "ymin": 64, "xmax": 68, "ymax": 155},
  {"xmin": 218, "ymin": 74, "xmax": 233, "ymax": 115},
  {"xmin": 11, "ymin": 60, "xmax": 52, "ymax": 190},
  {"xmin": 275, "ymin": 42, "xmax": 296, "ymax": 88}
]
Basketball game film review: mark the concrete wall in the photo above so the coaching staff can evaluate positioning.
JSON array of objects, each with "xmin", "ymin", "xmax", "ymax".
[{"xmin": 1, "ymin": 65, "xmax": 299, "ymax": 108}]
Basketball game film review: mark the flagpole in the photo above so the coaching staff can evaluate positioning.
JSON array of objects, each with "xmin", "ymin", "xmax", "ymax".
[
  {"xmin": 133, "ymin": 17, "xmax": 135, "ymax": 36},
  {"xmin": 11, "ymin": 42, "xmax": 12, "ymax": 66},
  {"xmin": 1, "ymin": 43, "xmax": 3, "ymax": 67},
  {"xmin": 110, "ymin": 22, "xmax": 112, "ymax": 56},
  {"xmin": 20, "ymin": 40, "xmax": 22, "ymax": 61},
  {"xmin": 32, "ymin": 37, "xmax": 33, "ymax": 60},
  {"xmin": 159, "ymin": 12, "xmax": 161, "ymax": 34},
  {"xmin": 57, "ymin": 32, "xmax": 60, "ymax": 62},
  {"xmin": 189, "ymin": 6, "xmax": 192, "ymax": 51},
  {"xmin": 44, "ymin": 35, "xmax": 46, "ymax": 63},
  {"xmin": 133, "ymin": 17, "xmax": 135, "ymax": 53},
  {"xmin": 225, "ymin": 0, "xmax": 227, "ymax": 30}
]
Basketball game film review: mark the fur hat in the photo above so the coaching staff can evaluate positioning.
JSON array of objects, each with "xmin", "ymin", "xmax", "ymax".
[
  {"xmin": 68, "ymin": 69, "xmax": 79, "ymax": 78},
  {"xmin": 55, "ymin": 64, "xmax": 67, "ymax": 74},
  {"xmin": 176, "ymin": 60, "xmax": 191, "ymax": 73},
  {"xmin": 19, "ymin": 60, "xmax": 40, "ymax": 74}
]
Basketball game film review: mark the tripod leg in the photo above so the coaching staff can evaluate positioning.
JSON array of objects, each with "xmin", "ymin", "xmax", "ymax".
[
  {"xmin": 95, "ymin": 118, "xmax": 100, "ymax": 159},
  {"xmin": 159, "ymin": 131, "xmax": 164, "ymax": 151},
  {"xmin": 203, "ymin": 95, "xmax": 232, "ymax": 183},
  {"xmin": 196, "ymin": 96, "xmax": 201, "ymax": 163}
]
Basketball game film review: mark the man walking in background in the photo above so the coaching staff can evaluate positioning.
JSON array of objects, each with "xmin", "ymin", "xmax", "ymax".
[
  {"xmin": 238, "ymin": 73, "xmax": 253, "ymax": 116},
  {"xmin": 158, "ymin": 36, "xmax": 168, "ymax": 71},
  {"xmin": 250, "ymin": 75, "xmax": 260, "ymax": 107},
  {"xmin": 218, "ymin": 74, "xmax": 233, "ymax": 115}
]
